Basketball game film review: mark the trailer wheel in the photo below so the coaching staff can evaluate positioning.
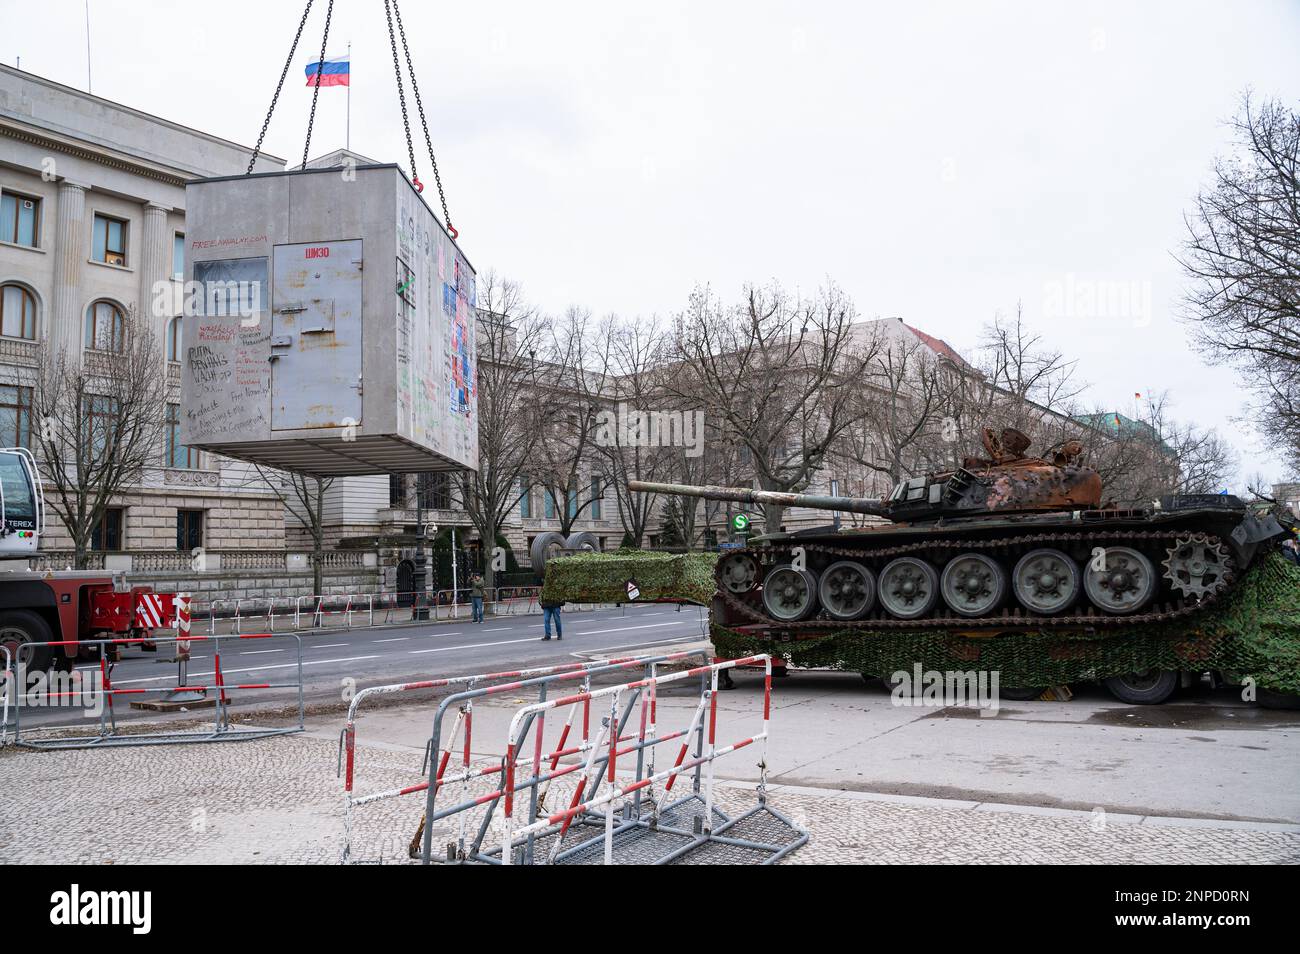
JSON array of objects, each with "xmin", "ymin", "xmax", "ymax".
[
  {"xmin": 1256, "ymin": 688, "xmax": 1300, "ymax": 711},
  {"xmin": 1103, "ymin": 669, "xmax": 1178, "ymax": 705},
  {"xmin": 0, "ymin": 610, "xmax": 56, "ymax": 674},
  {"xmin": 1000, "ymin": 686, "xmax": 1047, "ymax": 701}
]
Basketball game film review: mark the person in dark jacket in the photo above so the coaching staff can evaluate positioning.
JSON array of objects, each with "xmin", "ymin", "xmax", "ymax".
[
  {"xmin": 541, "ymin": 597, "xmax": 563, "ymax": 640},
  {"xmin": 469, "ymin": 574, "xmax": 485, "ymax": 622}
]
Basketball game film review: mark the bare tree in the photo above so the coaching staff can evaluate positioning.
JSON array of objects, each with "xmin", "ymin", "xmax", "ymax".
[
  {"xmin": 1179, "ymin": 93, "xmax": 1300, "ymax": 468},
  {"xmin": 452, "ymin": 274, "xmax": 552, "ymax": 589},
  {"xmin": 592, "ymin": 313, "xmax": 676, "ymax": 547},
  {"xmin": 32, "ymin": 308, "xmax": 169, "ymax": 568},
  {"xmin": 250, "ymin": 467, "xmax": 334, "ymax": 595},
  {"xmin": 665, "ymin": 282, "xmax": 882, "ymax": 532}
]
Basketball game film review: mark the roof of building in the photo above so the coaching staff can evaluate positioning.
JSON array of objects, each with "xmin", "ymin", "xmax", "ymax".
[{"xmin": 900, "ymin": 322, "xmax": 969, "ymax": 368}]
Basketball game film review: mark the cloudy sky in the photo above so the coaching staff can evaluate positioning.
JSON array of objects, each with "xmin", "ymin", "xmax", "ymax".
[{"xmin": 4, "ymin": 0, "xmax": 1297, "ymax": 483}]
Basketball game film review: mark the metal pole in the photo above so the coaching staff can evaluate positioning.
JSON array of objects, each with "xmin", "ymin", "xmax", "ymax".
[{"xmin": 346, "ymin": 41, "xmax": 351, "ymax": 151}]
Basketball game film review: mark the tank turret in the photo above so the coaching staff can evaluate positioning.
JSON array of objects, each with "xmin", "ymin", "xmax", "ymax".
[{"xmin": 630, "ymin": 427, "xmax": 1103, "ymax": 523}]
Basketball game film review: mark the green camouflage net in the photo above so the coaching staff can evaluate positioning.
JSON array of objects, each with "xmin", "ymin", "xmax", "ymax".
[
  {"xmin": 710, "ymin": 554, "xmax": 1300, "ymax": 693},
  {"xmin": 540, "ymin": 551, "xmax": 717, "ymax": 607}
]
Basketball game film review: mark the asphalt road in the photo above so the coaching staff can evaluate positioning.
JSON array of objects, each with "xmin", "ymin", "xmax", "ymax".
[{"xmin": 15, "ymin": 603, "xmax": 709, "ymax": 729}]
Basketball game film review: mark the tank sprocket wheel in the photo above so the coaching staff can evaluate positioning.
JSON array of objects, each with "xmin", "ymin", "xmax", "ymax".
[
  {"xmin": 1162, "ymin": 533, "xmax": 1232, "ymax": 600},
  {"xmin": 718, "ymin": 552, "xmax": 761, "ymax": 594}
]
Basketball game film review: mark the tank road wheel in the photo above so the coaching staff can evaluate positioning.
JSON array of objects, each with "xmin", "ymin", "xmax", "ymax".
[
  {"xmin": 0, "ymin": 610, "xmax": 55, "ymax": 674},
  {"xmin": 940, "ymin": 553, "xmax": 1008, "ymax": 618},
  {"xmin": 718, "ymin": 552, "xmax": 761, "ymax": 594},
  {"xmin": 1083, "ymin": 546, "xmax": 1157, "ymax": 614},
  {"xmin": 760, "ymin": 565, "xmax": 820, "ymax": 622},
  {"xmin": 877, "ymin": 557, "xmax": 940, "ymax": 620},
  {"xmin": 1012, "ymin": 548, "xmax": 1082, "ymax": 615},
  {"xmin": 563, "ymin": 531, "xmax": 600, "ymax": 553},
  {"xmin": 818, "ymin": 561, "xmax": 876, "ymax": 620},
  {"xmin": 1103, "ymin": 669, "xmax": 1178, "ymax": 705},
  {"xmin": 1162, "ymin": 534, "xmax": 1231, "ymax": 600}
]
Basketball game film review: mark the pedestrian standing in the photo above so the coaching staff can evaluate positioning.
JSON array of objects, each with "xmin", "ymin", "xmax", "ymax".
[
  {"xmin": 541, "ymin": 596, "xmax": 563, "ymax": 641},
  {"xmin": 470, "ymin": 573, "xmax": 485, "ymax": 623},
  {"xmin": 1282, "ymin": 537, "xmax": 1300, "ymax": 566}
]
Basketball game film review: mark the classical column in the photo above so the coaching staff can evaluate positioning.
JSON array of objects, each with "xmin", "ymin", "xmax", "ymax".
[
  {"xmin": 138, "ymin": 201, "xmax": 172, "ymax": 353},
  {"xmin": 50, "ymin": 179, "xmax": 89, "ymax": 364}
]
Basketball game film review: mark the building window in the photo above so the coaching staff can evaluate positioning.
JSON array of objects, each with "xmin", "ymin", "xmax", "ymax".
[
  {"xmin": 567, "ymin": 483, "xmax": 578, "ymax": 519},
  {"xmin": 166, "ymin": 316, "xmax": 181, "ymax": 362},
  {"xmin": 0, "ymin": 284, "xmax": 37, "ymax": 340},
  {"xmin": 91, "ymin": 507, "xmax": 124, "ymax": 551},
  {"xmin": 165, "ymin": 403, "xmax": 198, "ymax": 469},
  {"xmin": 389, "ymin": 473, "xmax": 408, "ymax": 508},
  {"xmin": 85, "ymin": 300, "xmax": 126, "ymax": 352},
  {"xmin": 0, "ymin": 385, "xmax": 33, "ymax": 447},
  {"xmin": 590, "ymin": 476, "xmax": 603, "ymax": 520},
  {"xmin": 518, "ymin": 476, "xmax": 531, "ymax": 519},
  {"xmin": 544, "ymin": 490, "xmax": 555, "ymax": 520},
  {"xmin": 81, "ymin": 394, "xmax": 119, "ymax": 459},
  {"xmin": 176, "ymin": 509, "xmax": 203, "ymax": 552},
  {"xmin": 0, "ymin": 191, "xmax": 40, "ymax": 247},
  {"xmin": 173, "ymin": 232, "xmax": 185, "ymax": 280},
  {"xmin": 93, "ymin": 213, "xmax": 128, "ymax": 266},
  {"xmin": 416, "ymin": 472, "xmax": 451, "ymax": 510}
]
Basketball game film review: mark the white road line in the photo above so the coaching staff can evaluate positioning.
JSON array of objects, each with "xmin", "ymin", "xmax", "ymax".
[
  {"xmin": 240, "ymin": 649, "xmax": 284, "ymax": 655},
  {"xmin": 573, "ymin": 635, "xmax": 700, "ymax": 654},
  {"xmin": 571, "ymin": 621, "xmax": 689, "ymax": 636},
  {"xmin": 374, "ymin": 637, "xmax": 409, "ymax": 643},
  {"xmin": 311, "ymin": 643, "xmax": 348, "ymax": 649},
  {"xmin": 409, "ymin": 637, "xmax": 540, "ymax": 655},
  {"xmin": 482, "ymin": 627, "xmax": 511, "ymax": 632},
  {"xmin": 110, "ymin": 655, "xmax": 382, "ymax": 686}
]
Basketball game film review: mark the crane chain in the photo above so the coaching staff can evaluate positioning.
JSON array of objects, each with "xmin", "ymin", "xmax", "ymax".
[
  {"xmin": 248, "ymin": 0, "xmax": 317, "ymax": 174},
  {"xmin": 718, "ymin": 530, "xmax": 1234, "ymax": 633},
  {"xmin": 391, "ymin": 0, "xmax": 456, "ymax": 237},
  {"xmin": 383, "ymin": 0, "xmax": 421, "ymax": 199},
  {"xmin": 300, "ymin": 0, "xmax": 337, "ymax": 169}
]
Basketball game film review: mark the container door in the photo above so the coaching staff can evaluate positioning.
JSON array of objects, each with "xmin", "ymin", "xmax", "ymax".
[{"xmin": 270, "ymin": 240, "xmax": 363, "ymax": 430}]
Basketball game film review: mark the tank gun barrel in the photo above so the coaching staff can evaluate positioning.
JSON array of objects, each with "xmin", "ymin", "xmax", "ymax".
[{"xmin": 627, "ymin": 480, "xmax": 891, "ymax": 518}]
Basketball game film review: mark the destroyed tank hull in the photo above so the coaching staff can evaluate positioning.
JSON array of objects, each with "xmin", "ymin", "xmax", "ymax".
[{"xmin": 630, "ymin": 428, "xmax": 1294, "ymax": 637}]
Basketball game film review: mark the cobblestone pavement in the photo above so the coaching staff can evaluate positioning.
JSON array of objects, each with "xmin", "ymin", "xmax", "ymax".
[{"xmin": 2, "ymin": 732, "xmax": 1297, "ymax": 864}]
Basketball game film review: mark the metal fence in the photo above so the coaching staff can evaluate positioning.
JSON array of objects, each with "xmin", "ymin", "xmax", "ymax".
[
  {"xmin": 1, "ymin": 632, "xmax": 305, "ymax": 750},
  {"xmin": 338, "ymin": 652, "xmax": 808, "ymax": 865}
]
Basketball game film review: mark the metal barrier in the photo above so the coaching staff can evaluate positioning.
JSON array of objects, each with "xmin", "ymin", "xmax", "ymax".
[
  {"xmin": 392, "ymin": 653, "xmax": 806, "ymax": 865},
  {"xmin": 0, "ymin": 645, "xmax": 13, "ymax": 745},
  {"xmin": 4, "ymin": 632, "xmax": 305, "ymax": 750},
  {"xmin": 338, "ymin": 650, "xmax": 705, "ymax": 863}
]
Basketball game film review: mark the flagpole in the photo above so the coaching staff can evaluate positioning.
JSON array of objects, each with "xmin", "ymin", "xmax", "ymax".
[{"xmin": 346, "ymin": 42, "xmax": 351, "ymax": 151}]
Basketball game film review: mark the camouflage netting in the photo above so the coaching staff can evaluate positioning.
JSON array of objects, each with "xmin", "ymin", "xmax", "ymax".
[
  {"xmin": 713, "ymin": 554, "xmax": 1300, "ymax": 693},
  {"xmin": 540, "ymin": 551, "xmax": 717, "ymax": 607},
  {"xmin": 540, "ymin": 549, "xmax": 1300, "ymax": 691}
]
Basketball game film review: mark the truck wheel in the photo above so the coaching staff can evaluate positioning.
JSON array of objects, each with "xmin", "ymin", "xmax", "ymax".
[
  {"xmin": 529, "ymin": 532, "xmax": 568, "ymax": 579},
  {"xmin": 1256, "ymin": 688, "xmax": 1300, "ymax": 710},
  {"xmin": 0, "ymin": 610, "xmax": 56, "ymax": 674},
  {"xmin": 1103, "ymin": 669, "xmax": 1178, "ymax": 705}
]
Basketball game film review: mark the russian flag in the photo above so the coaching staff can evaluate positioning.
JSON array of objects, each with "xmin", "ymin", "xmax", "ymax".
[{"xmin": 305, "ymin": 54, "xmax": 350, "ymax": 87}]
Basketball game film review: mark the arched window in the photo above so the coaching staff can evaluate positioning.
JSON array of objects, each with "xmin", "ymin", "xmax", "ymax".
[
  {"xmin": 166, "ymin": 316, "xmax": 182, "ymax": 362},
  {"xmin": 0, "ymin": 283, "xmax": 36, "ymax": 340},
  {"xmin": 85, "ymin": 300, "xmax": 125, "ymax": 352}
]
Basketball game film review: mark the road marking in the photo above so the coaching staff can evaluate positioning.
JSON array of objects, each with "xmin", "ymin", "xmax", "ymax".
[
  {"xmin": 482, "ymin": 627, "xmax": 511, "ymax": 632},
  {"xmin": 311, "ymin": 643, "xmax": 348, "ymax": 649},
  {"xmin": 374, "ymin": 637, "xmax": 409, "ymax": 643},
  {"xmin": 240, "ymin": 649, "xmax": 284, "ymax": 655},
  {"xmin": 573, "ymin": 635, "xmax": 700, "ymax": 654},
  {"xmin": 409, "ymin": 637, "xmax": 540, "ymax": 655},
  {"xmin": 110, "ymin": 655, "xmax": 382, "ymax": 685},
  {"xmin": 571, "ymin": 622, "xmax": 689, "ymax": 636}
]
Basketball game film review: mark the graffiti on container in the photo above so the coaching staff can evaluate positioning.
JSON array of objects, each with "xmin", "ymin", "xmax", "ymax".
[{"xmin": 187, "ymin": 345, "xmax": 231, "ymax": 385}]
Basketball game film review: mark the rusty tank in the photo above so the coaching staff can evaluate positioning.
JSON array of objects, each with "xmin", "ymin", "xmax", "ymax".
[{"xmin": 628, "ymin": 427, "xmax": 1293, "ymax": 634}]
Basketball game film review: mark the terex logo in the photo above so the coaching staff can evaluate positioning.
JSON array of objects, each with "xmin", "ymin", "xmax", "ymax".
[
  {"xmin": 50, "ymin": 884, "xmax": 152, "ymax": 934},
  {"xmin": 305, "ymin": 246, "xmax": 330, "ymax": 259}
]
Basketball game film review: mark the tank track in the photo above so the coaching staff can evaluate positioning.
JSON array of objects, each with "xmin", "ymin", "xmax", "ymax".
[{"xmin": 719, "ymin": 530, "xmax": 1234, "ymax": 632}]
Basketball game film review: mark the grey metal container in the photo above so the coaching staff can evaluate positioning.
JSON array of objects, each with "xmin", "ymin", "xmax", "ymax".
[{"xmin": 179, "ymin": 164, "xmax": 478, "ymax": 476}]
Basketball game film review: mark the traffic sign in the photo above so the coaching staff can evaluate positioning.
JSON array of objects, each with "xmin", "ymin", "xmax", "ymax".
[{"xmin": 731, "ymin": 513, "xmax": 750, "ymax": 532}]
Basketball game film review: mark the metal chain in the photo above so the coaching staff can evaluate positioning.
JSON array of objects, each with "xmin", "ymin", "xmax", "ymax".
[
  {"xmin": 301, "ymin": 0, "xmax": 336, "ymax": 169},
  {"xmin": 391, "ymin": 0, "xmax": 456, "ymax": 237},
  {"xmin": 384, "ymin": 0, "xmax": 421, "ymax": 199},
  {"xmin": 248, "ymin": 0, "xmax": 317, "ymax": 173}
]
